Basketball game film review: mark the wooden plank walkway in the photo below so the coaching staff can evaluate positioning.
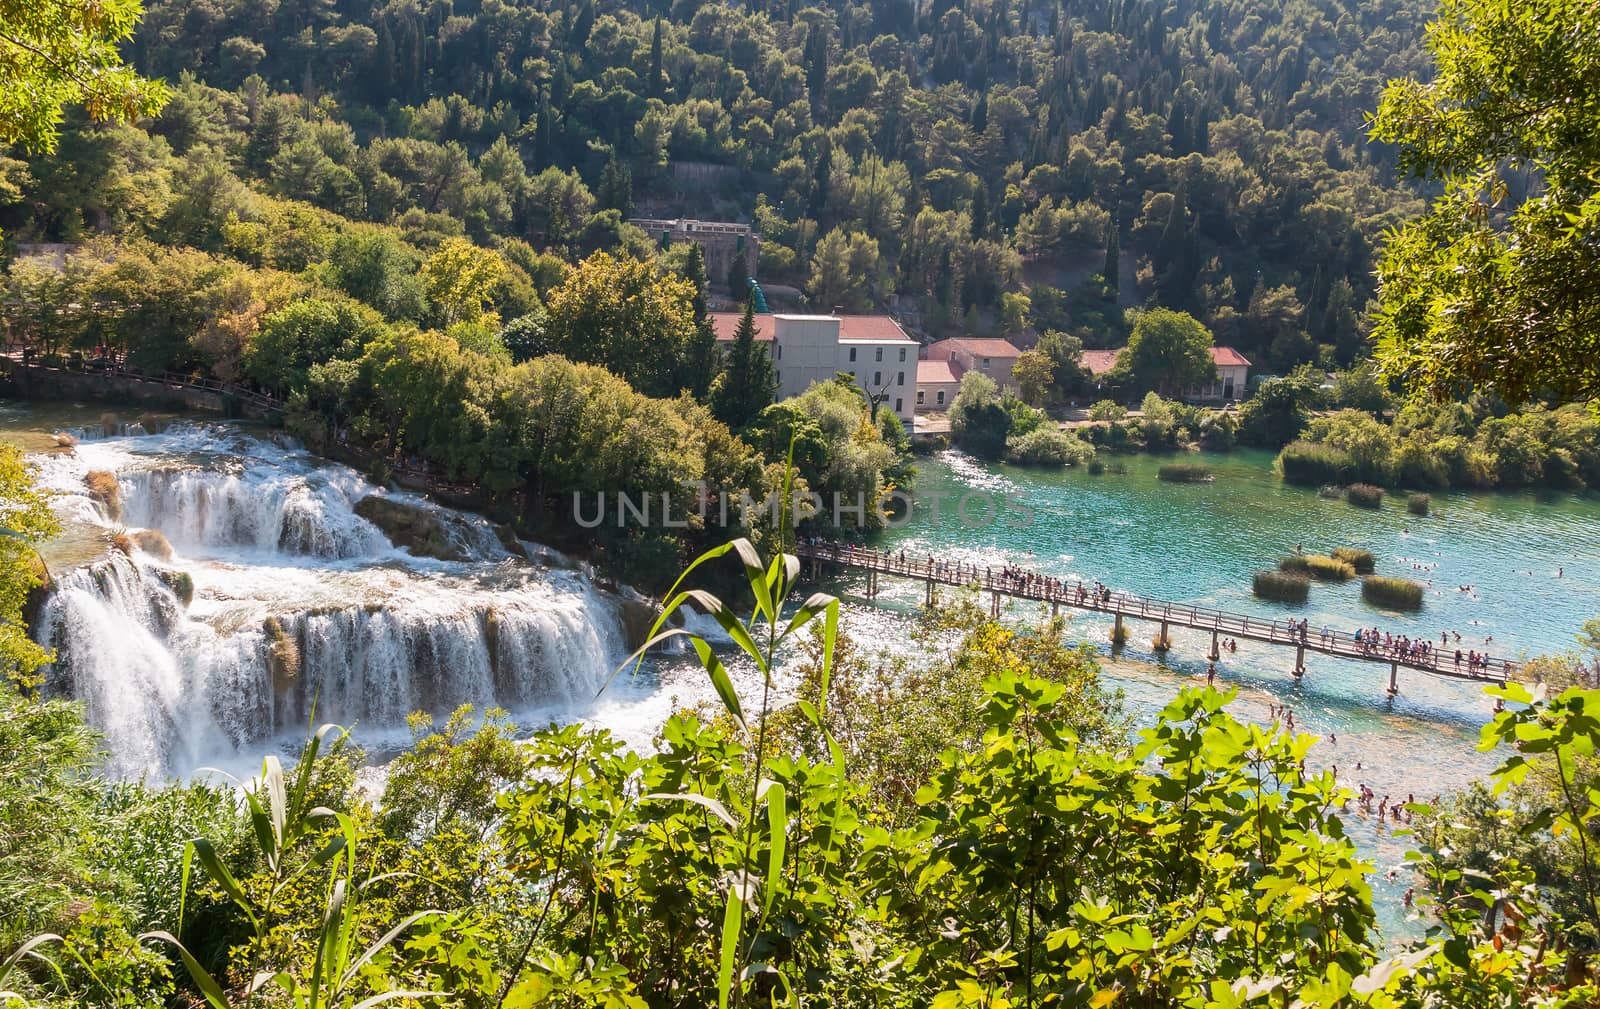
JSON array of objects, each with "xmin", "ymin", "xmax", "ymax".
[{"xmin": 796, "ymin": 540, "xmax": 1519, "ymax": 692}]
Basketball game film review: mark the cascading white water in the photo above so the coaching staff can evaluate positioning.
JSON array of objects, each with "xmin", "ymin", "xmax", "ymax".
[{"xmin": 29, "ymin": 422, "xmax": 629, "ymax": 778}]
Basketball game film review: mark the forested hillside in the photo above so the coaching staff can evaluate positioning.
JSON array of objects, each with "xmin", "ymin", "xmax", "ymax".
[{"xmin": 3, "ymin": 0, "xmax": 1433, "ymax": 370}]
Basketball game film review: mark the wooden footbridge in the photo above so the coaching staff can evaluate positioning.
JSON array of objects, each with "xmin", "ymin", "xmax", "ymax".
[{"xmin": 796, "ymin": 540, "xmax": 1519, "ymax": 694}]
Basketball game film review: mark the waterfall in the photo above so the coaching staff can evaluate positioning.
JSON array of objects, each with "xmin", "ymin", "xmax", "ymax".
[{"xmin": 30, "ymin": 422, "xmax": 628, "ymax": 778}]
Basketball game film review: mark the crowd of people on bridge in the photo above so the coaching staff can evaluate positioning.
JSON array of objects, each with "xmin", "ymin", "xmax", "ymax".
[{"xmin": 803, "ymin": 538, "xmax": 1507, "ymax": 674}]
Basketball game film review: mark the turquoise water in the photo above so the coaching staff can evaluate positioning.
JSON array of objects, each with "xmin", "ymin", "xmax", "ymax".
[{"xmin": 846, "ymin": 448, "xmax": 1600, "ymax": 932}]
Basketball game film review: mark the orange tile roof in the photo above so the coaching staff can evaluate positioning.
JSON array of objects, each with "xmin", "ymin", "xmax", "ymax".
[
  {"xmin": 917, "ymin": 359, "xmax": 963, "ymax": 384},
  {"xmin": 923, "ymin": 337, "xmax": 1023, "ymax": 360},
  {"xmin": 1077, "ymin": 346, "xmax": 1249, "ymax": 375},
  {"xmin": 708, "ymin": 313, "xmax": 915, "ymax": 343},
  {"xmin": 1080, "ymin": 349, "xmax": 1120, "ymax": 375}
]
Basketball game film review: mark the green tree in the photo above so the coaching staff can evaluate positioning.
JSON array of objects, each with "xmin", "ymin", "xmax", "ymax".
[
  {"xmin": 710, "ymin": 295, "xmax": 775, "ymax": 429},
  {"xmin": 949, "ymin": 371, "xmax": 1012, "ymax": 459},
  {"xmin": 0, "ymin": 0, "xmax": 169, "ymax": 152},
  {"xmin": 1370, "ymin": 0, "xmax": 1600, "ymax": 404},
  {"xmin": 421, "ymin": 238, "xmax": 507, "ymax": 328},
  {"xmin": 542, "ymin": 250, "xmax": 700, "ymax": 399},
  {"xmin": 808, "ymin": 228, "xmax": 886, "ymax": 312},
  {"xmin": 1112, "ymin": 307, "xmax": 1215, "ymax": 398},
  {"xmin": 1011, "ymin": 348, "xmax": 1055, "ymax": 406},
  {"xmin": 0, "ymin": 445, "xmax": 59, "ymax": 688}
]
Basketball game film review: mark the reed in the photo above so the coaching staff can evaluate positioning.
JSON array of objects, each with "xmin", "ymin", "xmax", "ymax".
[
  {"xmin": 1362, "ymin": 576, "xmax": 1425, "ymax": 610},
  {"xmin": 1157, "ymin": 462, "xmax": 1213, "ymax": 483},
  {"xmin": 84, "ymin": 469, "xmax": 121, "ymax": 521},
  {"xmin": 1254, "ymin": 569, "xmax": 1310, "ymax": 603},
  {"xmin": 1331, "ymin": 547, "xmax": 1376, "ymax": 574},
  {"xmin": 1407, "ymin": 493, "xmax": 1431, "ymax": 516},
  {"xmin": 1346, "ymin": 483, "xmax": 1385, "ymax": 509},
  {"xmin": 1304, "ymin": 555, "xmax": 1356, "ymax": 582}
]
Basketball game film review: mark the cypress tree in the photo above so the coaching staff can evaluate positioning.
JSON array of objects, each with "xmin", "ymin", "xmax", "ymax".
[
  {"xmin": 680, "ymin": 244, "xmax": 718, "ymax": 400},
  {"xmin": 712, "ymin": 294, "xmax": 776, "ymax": 428},
  {"xmin": 648, "ymin": 17, "xmax": 664, "ymax": 97},
  {"xmin": 1104, "ymin": 221, "xmax": 1121, "ymax": 298}
]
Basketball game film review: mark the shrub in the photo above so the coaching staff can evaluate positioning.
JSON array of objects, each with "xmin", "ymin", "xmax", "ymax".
[
  {"xmin": 1346, "ymin": 483, "xmax": 1385, "ymax": 508},
  {"xmin": 1407, "ymin": 493, "xmax": 1431, "ymax": 516},
  {"xmin": 1087, "ymin": 458, "xmax": 1106, "ymax": 475},
  {"xmin": 1157, "ymin": 463, "xmax": 1213, "ymax": 483},
  {"xmin": 1277, "ymin": 442, "xmax": 1354, "ymax": 486},
  {"xmin": 1317, "ymin": 484, "xmax": 1343, "ymax": 499},
  {"xmin": 1253, "ymin": 569, "xmax": 1310, "ymax": 603},
  {"xmin": 1005, "ymin": 427, "xmax": 1093, "ymax": 467},
  {"xmin": 1304, "ymin": 555, "xmax": 1356, "ymax": 581},
  {"xmin": 1089, "ymin": 399, "xmax": 1127, "ymax": 421},
  {"xmin": 84, "ymin": 470, "xmax": 122, "ymax": 521},
  {"xmin": 1331, "ymin": 547, "xmax": 1376, "ymax": 574},
  {"xmin": 1278, "ymin": 554, "xmax": 1311, "ymax": 573},
  {"xmin": 131, "ymin": 529, "xmax": 173, "ymax": 560},
  {"xmin": 1362, "ymin": 576, "xmax": 1425, "ymax": 610}
]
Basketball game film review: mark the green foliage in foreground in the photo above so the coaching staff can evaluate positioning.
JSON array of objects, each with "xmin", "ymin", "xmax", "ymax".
[
  {"xmin": 1362, "ymin": 576, "xmax": 1425, "ymax": 611},
  {"xmin": 9, "ymin": 540, "xmax": 1600, "ymax": 1007}
]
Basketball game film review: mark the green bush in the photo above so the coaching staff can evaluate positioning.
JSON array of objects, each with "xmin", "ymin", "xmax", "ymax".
[
  {"xmin": 1331, "ymin": 547, "xmax": 1376, "ymax": 574},
  {"xmin": 1157, "ymin": 462, "xmax": 1213, "ymax": 483},
  {"xmin": 1253, "ymin": 569, "xmax": 1310, "ymax": 603},
  {"xmin": 1362, "ymin": 575, "xmax": 1425, "ymax": 610},
  {"xmin": 1005, "ymin": 427, "xmax": 1094, "ymax": 467},
  {"xmin": 1277, "ymin": 441, "xmax": 1355, "ymax": 485},
  {"xmin": 1346, "ymin": 483, "xmax": 1385, "ymax": 508},
  {"xmin": 1408, "ymin": 492, "xmax": 1431, "ymax": 516}
]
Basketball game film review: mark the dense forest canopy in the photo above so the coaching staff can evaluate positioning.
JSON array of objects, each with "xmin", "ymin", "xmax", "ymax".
[{"xmin": 2, "ymin": 0, "xmax": 1438, "ymax": 371}]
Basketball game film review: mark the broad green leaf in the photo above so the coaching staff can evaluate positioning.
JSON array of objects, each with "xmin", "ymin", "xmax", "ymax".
[
  {"xmin": 718, "ymin": 885, "xmax": 745, "ymax": 1009},
  {"xmin": 760, "ymin": 780, "xmax": 787, "ymax": 918}
]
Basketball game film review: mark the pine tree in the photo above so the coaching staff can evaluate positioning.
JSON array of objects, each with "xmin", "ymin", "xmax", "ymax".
[{"xmin": 711, "ymin": 294, "xmax": 776, "ymax": 428}]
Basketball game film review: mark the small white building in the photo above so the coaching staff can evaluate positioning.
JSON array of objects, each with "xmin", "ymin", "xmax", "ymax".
[{"xmin": 711, "ymin": 313, "xmax": 918, "ymax": 425}]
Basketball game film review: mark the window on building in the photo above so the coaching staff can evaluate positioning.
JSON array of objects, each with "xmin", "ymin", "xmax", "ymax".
[
  {"xmin": 848, "ymin": 348, "xmax": 856, "ymax": 362},
  {"xmin": 936, "ymin": 390, "xmax": 946, "ymax": 405},
  {"xmin": 895, "ymin": 398, "xmax": 902, "ymax": 413},
  {"xmin": 775, "ymin": 370, "xmax": 780, "ymax": 386},
  {"xmin": 899, "ymin": 348, "xmax": 907, "ymax": 362},
  {"xmin": 982, "ymin": 357, "xmax": 991, "ymax": 368},
  {"xmin": 873, "ymin": 371, "xmax": 882, "ymax": 386},
  {"xmin": 775, "ymin": 344, "xmax": 781, "ymax": 360},
  {"xmin": 875, "ymin": 347, "xmax": 883, "ymax": 362},
  {"xmin": 896, "ymin": 371, "xmax": 904, "ymax": 386},
  {"xmin": 917, "ymin": 390, "xmax": 925, "ymax": 404}
]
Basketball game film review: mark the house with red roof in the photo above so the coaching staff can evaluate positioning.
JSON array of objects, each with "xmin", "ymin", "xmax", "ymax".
[
  {"xmin": 1078, "ymin": 345, "xmax": 1251, "ymax": 402},
  {"xmin": 709, "ymin": 312, "xmax": 918, "ymax": 424},
  {"xmin": 921, "ymin": 337, "xmax": 1024, "ymax": 394}
]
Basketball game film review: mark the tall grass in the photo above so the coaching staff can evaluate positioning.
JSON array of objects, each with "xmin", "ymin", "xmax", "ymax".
[
  {"xmin": 84, "ymin": 470, "xmax": 121, "ymax": 521},
  {"xmin": 1279, "ymin": 554, "xmax": 1355, "ymax": 581},
  {"xmin": 1158, "ymin": 463, "xmax": 1213, "ymax": 483},
  {"xmin": 1254, "ymin": 569, "xmax": 1310, "ymax": 603},
  {"xmin": 1346, "ymin": 483, "xmax": 1385, "ymax": 509},
  {"xmin": 1331, "ymin": 547, "xmax": 1375, "ymax": 574},
  {"xmin": 1362, "ymin": 576, "xmax": 1424, "ymax": 610},
  {"xmin": 1277, "ymin": 442, "xmax": 1354, "ymax": 486},
  {"xmin": 1407, "ymin": 493, "xmax": 1431, "ymax": 516}
]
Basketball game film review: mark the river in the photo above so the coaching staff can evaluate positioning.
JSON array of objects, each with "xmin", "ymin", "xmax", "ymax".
[{"xmin": 9, "ymin": 405, "xmax": 1600, "ymax": 936}]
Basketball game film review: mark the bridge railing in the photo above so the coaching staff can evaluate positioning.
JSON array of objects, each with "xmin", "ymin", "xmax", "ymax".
[{"xmin": 796, "ymin": 542, "xmax": 1517, "ymax": 680}]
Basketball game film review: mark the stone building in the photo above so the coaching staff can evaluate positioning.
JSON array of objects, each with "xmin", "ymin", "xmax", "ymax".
[{"xmin": 630, "ymin": 218, "xmax": 759, "ymax": 288}]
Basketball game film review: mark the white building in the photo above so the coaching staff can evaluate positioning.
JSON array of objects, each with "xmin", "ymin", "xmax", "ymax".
[{"xmin": 711, "ymin": 313, "xmax": 918, "ymax": 425}]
